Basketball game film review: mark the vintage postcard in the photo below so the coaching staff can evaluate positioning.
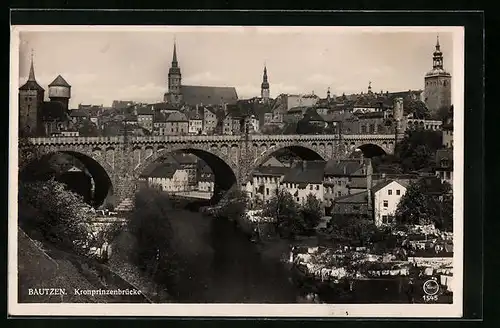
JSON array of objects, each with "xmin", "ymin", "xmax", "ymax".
[{"xmin": 9, "ymin": 25, "xmax": 464, "ymax": 317}]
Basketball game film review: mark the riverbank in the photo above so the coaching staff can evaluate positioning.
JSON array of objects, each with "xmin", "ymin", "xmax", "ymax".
[{"xmin": 18, "ymin": 228, "xmax": 150, "ymax": 303}]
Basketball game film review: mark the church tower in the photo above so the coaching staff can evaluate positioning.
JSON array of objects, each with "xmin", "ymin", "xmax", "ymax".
[
  {"xmin": 424, "ymin": 36, "xmax": 452, "ymax": 117},
  {"xmin": 260, "ymin": 64, "xmax": 270, "ymax": 102},
  {"xmin": 19, "ymin": 52, "xmax": 45, "ymax": 136},
  {"xmin": 164, "ymin": 40, "xmax": 183, "ymax": 105}
]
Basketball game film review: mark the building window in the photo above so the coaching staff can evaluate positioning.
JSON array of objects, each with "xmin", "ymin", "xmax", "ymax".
[
  {"xmin": 383, "ymin": 200, "xmax": 388, "ymax": 207},
  {"xmin": 396, "ymin": 189, "xmax": 400, "ymax": 195},
  {"xmin": 388, "ymin": 189, "xmax": 392, "ymax": 195},
  {"xmin": 337, "ymin": 191, "xmax": 342, "ymax": 197},
  {"xmin": 296, "ymin": 197, "xmax": 300, "ymax": 202},
  {"xmin": 382, "ymin": 215, "xmax": 388, "ymax": 224},
  {"xmin": 315, "ymin": 185, "xmax": 319, "ymax": 190},
  {"xmin": 310, "ymin": 185, "xmax": 313, "ymax": 190},
  {"xmin": 266, "ymin": 188, "xmax": 269, "ymax": 195},
  {"xmin": 337, "ymin": 180, "xmax": 342, "ymax": 186}
]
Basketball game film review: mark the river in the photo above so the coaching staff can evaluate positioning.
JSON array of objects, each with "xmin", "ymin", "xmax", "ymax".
[{"xmin": 159, "ymin": 205, "xmax": 299, "ymax": 303}]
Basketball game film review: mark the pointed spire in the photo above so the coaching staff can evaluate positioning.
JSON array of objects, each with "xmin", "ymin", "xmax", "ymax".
[
  {"xmin": 263, "ymin": 63, "xmax": 268, "ymax": 82},
  {"xmin": 28, "ymin": 49, "xmax": 36, "ymax": 81},
  {"xmin": 436, "ymin": 34, "xmax": 440, "ymax": 50},
  {"xmin": 172, "ymin": 38, "xmax": 178, "ymax": 67}
]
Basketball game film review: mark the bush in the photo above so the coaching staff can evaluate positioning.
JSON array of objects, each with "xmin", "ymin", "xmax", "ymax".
[
  {"xmin": 217, "ymin": 187, "xmax": 248, "ymax": 221},
  {"xmin": 128, "ymin": 187, "xmax": 176, "ymax": 279},
  {"xmin": 18, "ymin": 179, "xmax": 98, "ymax": 255}
]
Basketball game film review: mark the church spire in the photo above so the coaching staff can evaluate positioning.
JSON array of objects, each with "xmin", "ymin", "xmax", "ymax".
[
  {"xmin": 432, "ymin": 35, "xmax": 444, "ymax": 70},
  {"xmin": 172, "ymin": 38, "xmax": 178, "ymax": 67},
  {"xmin": 28, "ymin": 49, "xmax": 36, "ymax": 81},
  {"xmin": 261, "ymin": 63, "xmax": 270, "ymax": 101}
]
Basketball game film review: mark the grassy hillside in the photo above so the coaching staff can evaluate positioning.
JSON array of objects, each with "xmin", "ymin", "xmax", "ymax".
[{"xmin": 17, "ymin": 228, "xmax": 150, "ymax": 303}]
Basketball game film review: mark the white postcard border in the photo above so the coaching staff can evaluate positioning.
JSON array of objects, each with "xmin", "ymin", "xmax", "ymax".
[{"xmin": 8, "ymin": 25, "xmax": 465, "ymax": 318}]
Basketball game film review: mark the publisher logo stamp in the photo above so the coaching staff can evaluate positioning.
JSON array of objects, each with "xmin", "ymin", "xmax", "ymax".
[{"xmin": 423, "ymin": 279, "xmax": 440, "ymax": 296}]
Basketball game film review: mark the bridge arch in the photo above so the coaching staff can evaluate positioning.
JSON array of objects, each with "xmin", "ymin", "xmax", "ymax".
[
  {"xmin": 19, "ymin": 148, "xmax": 115, "ymax": 208},
  {"xmin": 134, "ymin": 145, "xmax": 238, "ymax": 201},
  {"xmin": 354, "ymin": 143, "xmax": 388, "ymax": 158}
]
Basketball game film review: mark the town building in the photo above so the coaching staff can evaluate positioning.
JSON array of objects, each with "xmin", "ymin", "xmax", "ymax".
[
  {"xmin": 331, "ymin": 191, "xmax": 371, "ymax": 220},
  {"xmin": 442, "ymin": 106, "xmax": 454, "ymax": 148},
  {"xmin": 136, "ymin": 106, "xmax": 154, "ymax": 132},
  {"xmin": 435, "ymin": 148, "xmax": 453, "ymax": 189},
  {"xmin": 165, "ymin": 111, "xmax": 189, "ymax": 135},
  {"xmin": 163, "ymin": 41, "xmax": 238, "ymax": 107},
  {"xmin": 197, "ymin": 163, "xmax": 215, "ymax": 194},
  {"xmin": 323, "ymin": 158, "xmax": 372, "ymax": 213},
  {"xmin": 245, "ymin": 157, "xmax": 289, "ymax": 203},
  {"xmin": 202, "ymin": 106, "xmax": 218, "ymax": 134},
  {"xmin": 145, "ymin": 163, "xmax": 190, "ymax": 192},
  {"xmin": 281, "ymin": 160, "xmax": 326, "ymax": 206},
  {"xmin": 424, "ymin": 36, "xmax": 452, "ymax": 117},
  {"xmin": 69, "ymin": 109, "xmax": 90, "ymax": 125},
  {"xmin": 371, "ymin": 180, "xmax": 408, "ymax": 227},
  {"xmin": 405, "ymin": 118, "xmax": 442, "ymax": 131},
  {"xmin": 187, "ymin": 110, "xmax": 203, "ymax": 134}
]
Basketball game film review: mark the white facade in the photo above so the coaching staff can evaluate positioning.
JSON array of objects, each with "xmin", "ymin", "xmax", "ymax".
[
  {"xmin": 286, "ymin": 94, "xmax": 319, "ymax": 111},
  {"xmin": 249, "ymin": 117, "xmax": 260, "ymax": 133},
  {"xmin": 373, "ymin": 180, "xmax": 407, "ymax": 227},
  {"xmin": 198, "ymin": 181, "xmax": 214, "ymax": 193},
  {"xmin": 147, "ymin": 169, "xmax": 189, "ymax": 192},
  {"xmin": 406, "ymin": 118, "xmax": 442, "ymax": 131},
  {"xmin": 281, "ymin": 182, "xmax": 324, "ymax": 205},
  {"xmin": 245, "ymin": 175, "xmax": 283, "ymax": 203},
  {"xmin": 189, "ymin": 119, "xmax": 203, "ymax": 134}
]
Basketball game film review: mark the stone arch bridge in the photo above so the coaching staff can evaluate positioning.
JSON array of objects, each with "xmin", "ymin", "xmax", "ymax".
[{"xmin": 22, "ymin": 134, "xmax": 397, "ymax": 208}]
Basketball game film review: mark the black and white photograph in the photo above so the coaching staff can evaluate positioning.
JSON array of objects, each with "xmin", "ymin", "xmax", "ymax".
[{"xmin": 9, "ymin": 24, "xmax": 464, "ymax": 317}]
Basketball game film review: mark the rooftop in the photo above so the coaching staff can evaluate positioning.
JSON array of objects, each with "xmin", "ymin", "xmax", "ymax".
[
  {"xmin": 324, "ymin": 159, "xmax": 368, "ymax": 176},
  {"xmin": 282, "ymin": 160, "xmax": 326, "ymax": 184},
  {"xmin": 181, "ymin": 85, "xmax": 238, "ymax": 106},
  {"xmin": 333, "ymin": 190, "xmax": 369, "ymax": 204},
  {"xmin": 49, "ymin": 75, "xmax": 71, "ymax": 88}
]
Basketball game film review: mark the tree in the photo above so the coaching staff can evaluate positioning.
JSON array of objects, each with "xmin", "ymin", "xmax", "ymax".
[
  {"xmin": 18, "ymin": 179, "xmax": 98, "ymax": 255},
  {"xmin": 395, "ymin": 178, "xmax": 453, "ymax": 230},
  {"xmin": 262, "ymin": 188, "xmax": 304, "ymax": 239},
  {"xmin": 217, "ymin": 187, "xmax": 248, "ymax": 221},
  {"xmin": 78, "ymin": 120, "xmax": 100, "ymax": 137},
  {"xmin": 300, "ymin": 194, "xmax": 323, "ymax": 232},
  {"xmin": 327, "ymin": 215, "xmax": 377, "ymax": 247},
  {"xmin": 128, "ymin": 187, "xmax": 174, "ymax": 276},
  {"xmin": 395, "ymin": 130, "xmax": 442, "ymax": 173}
]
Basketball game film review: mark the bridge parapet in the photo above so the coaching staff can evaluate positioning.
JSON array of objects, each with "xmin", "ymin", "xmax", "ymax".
[{"xmin": 28, "ymin": 136, "xmax": 125, "ymax": 145}]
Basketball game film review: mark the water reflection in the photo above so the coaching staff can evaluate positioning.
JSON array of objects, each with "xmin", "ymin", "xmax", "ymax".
[{"xmin": 163, "ymin": 208, "xmax": 298, "ymax": 303}]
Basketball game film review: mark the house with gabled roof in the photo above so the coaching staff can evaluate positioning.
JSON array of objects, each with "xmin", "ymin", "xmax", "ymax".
[
  {"xmin": 281, "ymin": 160, "xmax": 326, "ymax": 206},
  {"xmin": 371, "ymin": 179, "xmax": 408, "ymax": 226}
]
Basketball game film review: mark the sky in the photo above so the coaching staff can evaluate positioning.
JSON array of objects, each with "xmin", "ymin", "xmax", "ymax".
[{"xmin": 16, "ymin": 26, "xmax": 456, "ymax": 108}]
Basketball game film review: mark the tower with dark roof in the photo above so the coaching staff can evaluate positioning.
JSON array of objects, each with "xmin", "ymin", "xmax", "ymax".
[
  {"xmin": 424, "ymin": 36, "xmax": 452, "ymax": 117},
  {"xmin": 164, "ymin": 40, "xmax": 183, "ymax": 105},
  {"xmin": 261, "ymin": 64, "xmax": 270, "ymax": 102},
  {"xmin": 48, "ymin": 74, "xmax": 71, "ymax": 112},
  {"xmin": 19, "ymin": 52, "xmax": 45, "ymax": 135}
]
